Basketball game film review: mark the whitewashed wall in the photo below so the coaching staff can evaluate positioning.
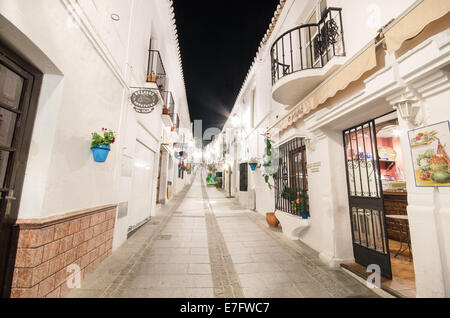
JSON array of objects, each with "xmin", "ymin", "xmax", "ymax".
[{"xmin": 0, "ymin": 0, "xmax": 191, "ymax": 251}]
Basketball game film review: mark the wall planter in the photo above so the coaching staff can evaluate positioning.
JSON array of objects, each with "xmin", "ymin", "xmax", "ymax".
[
  {"xmin": 91, "ymin": 145, "xmax": 111, "ymax": 163},
  {"xmin": 91, "ymin": 128, "xmax": 116, "ymax": 163},
  {"xmin": 249, "ymin": 163, "xmax": 258, "ymax": 171},
  {"xmin": 266, "ymin": 212, "xmax": 280, "ymax": 228},
  {"xmin": 162, "ymin": 108, "xmax": 170, "ymax": 115}
]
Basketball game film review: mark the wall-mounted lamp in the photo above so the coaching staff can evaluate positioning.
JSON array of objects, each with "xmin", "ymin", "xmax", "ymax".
[
  {"xmin": 393, "ymin": 100, "xmax": 420, "ymax": 124},
  {"xmin": 305, "ymin": 137, "xmax": 316, "ymax": 152}
]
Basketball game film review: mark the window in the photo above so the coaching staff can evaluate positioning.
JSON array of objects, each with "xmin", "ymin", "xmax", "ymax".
[
  {"xmin": 274, "ymin": 138, "xmax": 309, "ymax": 216},
  {"xmin": 240, "ymin": 163, "xmax": 248, "ymax": 192}
]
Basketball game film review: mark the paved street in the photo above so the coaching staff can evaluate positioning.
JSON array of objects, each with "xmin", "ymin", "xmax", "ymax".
[{"xmin": 67, "ymin": 171, "xmax": 377, "ymax": 298}]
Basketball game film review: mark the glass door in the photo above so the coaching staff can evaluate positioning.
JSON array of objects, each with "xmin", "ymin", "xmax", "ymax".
[{"xmin": 343, "ymin": 120, "xmax": 392, "ymax": 279}]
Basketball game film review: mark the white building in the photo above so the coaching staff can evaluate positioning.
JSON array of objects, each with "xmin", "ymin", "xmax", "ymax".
[
  {"xmin": 0, "ymin": 0, "xmax": 194, "ymax": 298},
  {"xmin": 207, "ymin": 0, "xmax": 450, "ymax": 298}
]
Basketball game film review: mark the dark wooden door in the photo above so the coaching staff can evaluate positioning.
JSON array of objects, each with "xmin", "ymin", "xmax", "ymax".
[
  {"xmin": 0, "ymin": 43, "xmax": 42, "ymax": 297},
  {"xmin": 343, "ymin": 120, "xmax": 392, "ymax": 279},
  {"xmin": 239, "ymin": 163, "xmax": 248, "ymax": 192}
]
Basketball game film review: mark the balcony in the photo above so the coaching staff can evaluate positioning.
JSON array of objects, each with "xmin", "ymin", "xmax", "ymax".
[
  {"xmin": 162, "ymin": 91, "xmax": 175, "ymax": 127},
  {"xmin": 146, "ymin": 50, "xmax": 167, "ymax": 94},
  {"xmin": 271, "ymin": 8, "xmax": 346, "ymax": 106}
]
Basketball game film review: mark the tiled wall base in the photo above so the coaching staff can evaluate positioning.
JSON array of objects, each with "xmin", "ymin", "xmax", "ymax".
[{"xmin": 9, "ymin": 204, "xmax": 117, "ymax": 298}]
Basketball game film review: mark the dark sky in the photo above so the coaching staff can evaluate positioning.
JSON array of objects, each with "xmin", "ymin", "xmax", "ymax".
[{"xmin": 173, "ymin": 0, "xmax": 280, "ymax": 133}]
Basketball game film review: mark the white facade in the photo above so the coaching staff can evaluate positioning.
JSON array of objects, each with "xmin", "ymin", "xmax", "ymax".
[
  {"xmin": 207, "ymin": 0, "xmax": 450, "ymax": 298},
  {"xmin": 0, "ymin": 0, "xmax": 193, "ymax": 249}
]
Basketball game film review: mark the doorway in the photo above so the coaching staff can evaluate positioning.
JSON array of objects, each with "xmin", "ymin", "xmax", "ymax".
[
  {"xmin": 342, "ymin": 111, "xmax": 416, "ymax": 297},
  {"xmin": 128, "ymin": 140, "xmax": 156, "ymax": 234},
  {"xmin": 156, "ymin": 150, "xmax": 162, "ymax": 203},
  {"xmin": 0, "ymin": 43, "xmax": 42, "ymax": 297}
]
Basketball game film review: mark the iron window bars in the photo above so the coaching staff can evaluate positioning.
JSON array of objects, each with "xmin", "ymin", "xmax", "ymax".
[
  {"xmin": 147, "ymin": 50, "xmax": 167, "ymax": 93},
  {"xmin": 271, "ymin": 7, "xmax": 345, "ymax": 85},
  {"xmin": 274, "ymin": 138, "xmax": 309, "ymax": 216}
]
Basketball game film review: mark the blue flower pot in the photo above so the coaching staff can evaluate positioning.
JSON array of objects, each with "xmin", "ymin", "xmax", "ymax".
[
  {"xmin": 301, "ymin": 211, "xmax": 309, "ymax": 219},
  {"xmin": 91, "ymin": 145, "xmax": 111, "ymax": 163},
  {"xmin": 249, "ymin": 163, "xmax": 257, "ymax": 171}
]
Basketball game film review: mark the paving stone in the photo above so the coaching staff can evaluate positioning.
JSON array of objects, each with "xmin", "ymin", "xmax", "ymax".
[{"xmin": 67, "ymin": 172, "xmax": 377, "ymax": 299}]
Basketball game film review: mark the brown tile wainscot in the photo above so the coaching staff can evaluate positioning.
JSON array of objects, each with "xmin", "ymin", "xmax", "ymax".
[{"xmin": 8, "ymin": 204, "xmax": 117, "ymax": 298}]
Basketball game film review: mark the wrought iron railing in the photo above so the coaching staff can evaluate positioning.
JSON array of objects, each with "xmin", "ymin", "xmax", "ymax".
[
  {"xmin": 162, "ymin": 91, "xmax": 175, "ymax": 117},
  {"xmin": 271, "ymin": 7, "xmax": 345, "ymax": 85},
  {"xmin": 147, "ymin": 50, "xmax": 167, "ymax": 93},
  {"xmin": 274, "ymin": 138, "xmax": 309, "ymax": 217}
]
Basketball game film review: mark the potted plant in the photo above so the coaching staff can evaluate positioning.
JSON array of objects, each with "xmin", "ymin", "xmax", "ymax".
[
  {"xmin": 262, "ymin": 135, "xmax": 278, "ymax": 189},
  {"xmin": 266, "ymin": 212, "xmax": 279, "ymax": 228},
  {"xmin": 291, "ymin": 191, "xmax": 310, "ymax": 219},
  {"xmin": 162, "ymin": 107, "xmax": 170, "ymax": 115},
  {"xmin": 147, "ymin": 71, "xmax": 157, "ymax": 83},
  {"xmin": 248, "ymin": 157, "xmax": 260, "ymax": 171},
  {"xmin": 91, "ymin": 128, "xmax": 116, "ymax": 162}
]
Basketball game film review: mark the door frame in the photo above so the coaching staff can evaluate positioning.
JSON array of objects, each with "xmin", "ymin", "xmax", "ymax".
[
  {"xmin": 0, "ymin": 41, "xmax": 43, "ymax": 297},
  {"xmin": 343, "ymin": 115, "xmax": 393, "ymax": 279}
]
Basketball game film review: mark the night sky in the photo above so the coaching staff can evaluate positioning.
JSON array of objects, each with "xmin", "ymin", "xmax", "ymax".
[{"xmin": 173, "ymin": 0, "xmax": 280, "ymax": 134}]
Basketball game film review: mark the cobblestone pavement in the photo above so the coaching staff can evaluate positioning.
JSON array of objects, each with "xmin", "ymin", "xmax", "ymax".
[{"xmin": 67, "ymin": 171, "xmax": 378, "ymax": 298}]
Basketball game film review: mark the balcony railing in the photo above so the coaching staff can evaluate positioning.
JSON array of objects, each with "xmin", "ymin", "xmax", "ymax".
[
  {"xmin": 271, "ymin": 7, "xmax": 345, "ymax": 85},
  {"xmin": 147, "ymin": 50, "xmax": 167, "ymax": 93},
  {"xmin": 162, "ymin": 91, "xmax": 175, "ymax": 116}
]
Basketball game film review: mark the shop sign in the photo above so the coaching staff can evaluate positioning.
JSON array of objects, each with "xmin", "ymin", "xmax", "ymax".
[
  {"xmin": 307, "ymin": 162, "xmax": 321, "ymax": 173},
  {"xmin": 130, "ymin": 89, "xmax": 159, "ymax": 114},
  {"xmin": 409, "ymin": 121, "xmax": 450, "ymax": 187}
]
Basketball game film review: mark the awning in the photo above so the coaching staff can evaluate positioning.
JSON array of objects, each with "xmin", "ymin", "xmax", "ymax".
[
  {"xmin": 273, "ymin": 43, "xmax": 377, "ymax": 132},
  {"xmin": 385, "ymin": 0, "xmax": 450, "ymax": 53}
]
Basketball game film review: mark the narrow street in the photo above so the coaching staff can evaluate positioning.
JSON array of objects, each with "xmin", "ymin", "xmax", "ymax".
[{"xmin": 67, "ymin": 171, "xmax": 377, "ymax": 298}]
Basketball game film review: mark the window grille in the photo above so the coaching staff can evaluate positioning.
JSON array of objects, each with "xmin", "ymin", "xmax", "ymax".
[{"xmin": 274, "ymin": 138, "xmax": 309, "ymax": 216}]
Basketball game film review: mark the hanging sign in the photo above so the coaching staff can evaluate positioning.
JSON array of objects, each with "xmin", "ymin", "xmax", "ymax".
[{"xmin": 130, "ymin": 89, "xmax": 159, "ymax": 114}]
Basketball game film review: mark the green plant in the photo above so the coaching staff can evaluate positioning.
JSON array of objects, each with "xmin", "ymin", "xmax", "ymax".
[
  {"xmin": 91, "ymin": 128, "xmax": 116, "ymax": 147},
  {"xmin": 291, "ymin": 192, "xmax": 309, "ymax": 214},
  {"xmin": 281, "ymin": 187, "xmax": 301, "ymax": 201},
  {"xmin": 262, "ymin": 135, "xmax": 276, "ymax": 189}
]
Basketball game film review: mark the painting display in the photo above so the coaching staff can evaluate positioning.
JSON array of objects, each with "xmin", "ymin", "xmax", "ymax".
[{"xmin": 409, "ymin": 121, "xmax": 450, "ymax": 187}]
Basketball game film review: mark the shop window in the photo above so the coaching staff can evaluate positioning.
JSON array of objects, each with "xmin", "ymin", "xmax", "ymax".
[
  {"xmin": 240, "ymin": 163, "xmax": 248, "ymax": 192},
  {"xmin": 274, "ymin": 138, "xmax": 309, "ymax": 216}
]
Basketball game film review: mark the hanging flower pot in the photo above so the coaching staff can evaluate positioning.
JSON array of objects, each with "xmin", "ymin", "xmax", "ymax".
[
  {"xmin": 91, "ymin": 128, "xmax": 116, "ymax": 163},
  {"xmin": 249, "ymin": 163, "xmax": 258, "ymax": 171},
  {"xmin": 162, "ymin": 107, "xmax": 170, "ymax": 115},
  {"xmin": 171, "ymin": 126, "xmax": 176, "ymax": 132},
  {"xmin": 91, "ymin": 145, "xmax": 111, "ymax": 163}
]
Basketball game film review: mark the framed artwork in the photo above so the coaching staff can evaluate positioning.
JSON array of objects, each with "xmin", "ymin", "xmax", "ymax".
[{"xmin": 409, "ymin": 121, "xmax": 450, "ymax": 187}]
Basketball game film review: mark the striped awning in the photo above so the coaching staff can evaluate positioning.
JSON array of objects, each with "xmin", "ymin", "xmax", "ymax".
[{"xmin": 384, "ymin": 0, "xmax": 450, "ymax": 53}]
